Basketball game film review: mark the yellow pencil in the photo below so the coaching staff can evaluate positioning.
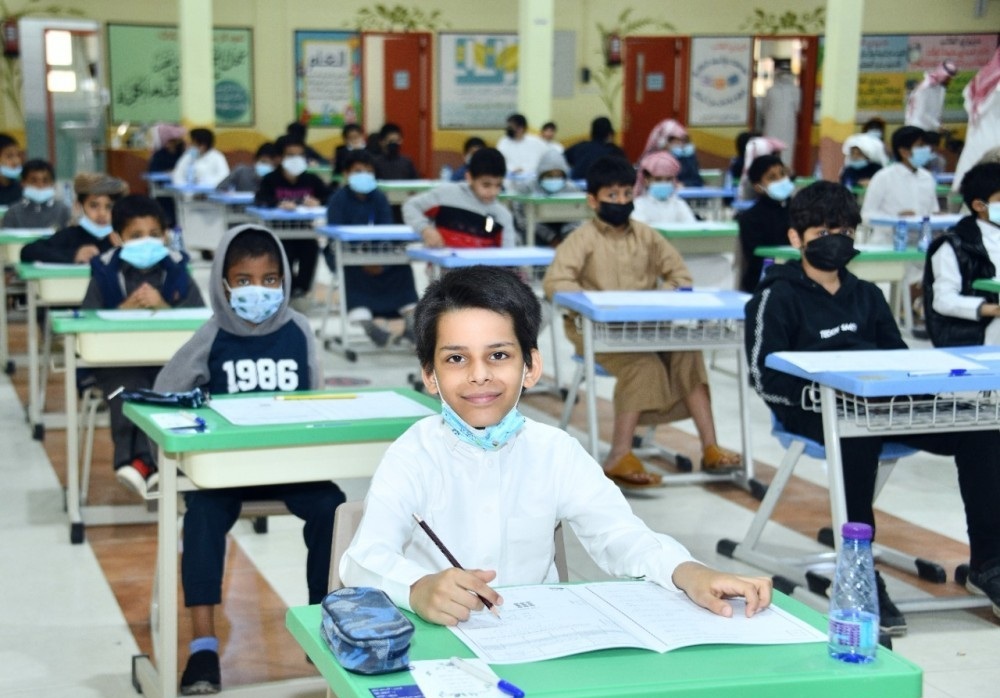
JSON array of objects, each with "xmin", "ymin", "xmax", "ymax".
[{"xmin": 274, "ymin": 393, "xmax": 357, "ymax": 401}]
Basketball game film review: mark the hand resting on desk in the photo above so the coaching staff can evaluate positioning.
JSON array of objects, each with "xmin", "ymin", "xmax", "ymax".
[
  {"xmin": 119, "ymin": 282, "xmax": 169, "ymax": 310},
  {"xmin": 410, "ymin": 568, "xmax": 503, "ymax": 626},
  {"xmin": 671, "ymin": 561, "xmax": 772, "ymax": 618}
]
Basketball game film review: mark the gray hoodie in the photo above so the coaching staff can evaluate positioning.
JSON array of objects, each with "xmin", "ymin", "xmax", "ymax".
[{"xmin": 154, "ymin": 224, "xmax": 322, "ymax": 393}]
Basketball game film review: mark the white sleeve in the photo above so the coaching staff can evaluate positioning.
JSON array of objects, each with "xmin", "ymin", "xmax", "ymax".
[
  {"xmin": 931, "ymin": 243, "xmax": 985, "ymax": 321},
  {"xmin": 171, "ymin": 150, "xmax": 193, "ymax": 185},
  {"xmin": 860, "ymin": 170, "xmax": 888, "ymax": 220}
]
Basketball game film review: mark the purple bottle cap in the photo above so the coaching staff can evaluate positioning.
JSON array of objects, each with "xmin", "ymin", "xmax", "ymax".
[{"xmin": 842, "ymin": 522, "xmax": 873, "ymax": 540}]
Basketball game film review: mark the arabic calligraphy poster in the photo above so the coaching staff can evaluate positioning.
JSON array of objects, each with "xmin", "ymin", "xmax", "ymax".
[
  {"xmin": 438, "ymin": 33, "xmax": 518, "ymax": 129},
  {"xmin": 688, "ymin": 37, "xmax": 752, "ymax": 126},
  {"xmin": 107, "ymin": 24, "xmax": 254, "ymax": 126},
  {"xmin": 294, "ymin": 31, "xmax": 362, "ymax": 127}
]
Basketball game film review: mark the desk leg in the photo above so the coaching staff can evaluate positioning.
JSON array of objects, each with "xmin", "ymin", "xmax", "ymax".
[
  {"xmin": 159, "ymin": 450, "xmax": 179, "ymax": 698},
  {"xmin": 0, "ymin": 248, "xmax": 8, "ymax": 373},
  {"xmin": 65, "ymin": 333, "xmax": 83, "ymax": 543},
  {"xmin": 583, "ymin": 318, "xmax": 600, "ymax": 459},
  {"xmin": 336, "ymin": 239, "xmax": 350, "ymax": 355},
  {"xmin": 26, "ymin": 279, "xmax": 40, "ymax": 435},
  {"xmin": 820, "ymin": 385, "xmax": 847, "ymax": 554},
  {"xmin": 525, "ymin": 203, "xmax": 536, "ymax": 247},
  {"xmin": 736, "ymin": 347, "xmax": 755, "ymax": 485}
]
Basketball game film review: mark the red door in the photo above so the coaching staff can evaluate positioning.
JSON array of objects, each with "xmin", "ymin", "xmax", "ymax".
[
  {"xmin": 621, "ymin": 36, "xmax": 691, "ymax": 162},
  {"xmin": 362, "ymin": 32, "xmax": 432, "ymax": 177}
]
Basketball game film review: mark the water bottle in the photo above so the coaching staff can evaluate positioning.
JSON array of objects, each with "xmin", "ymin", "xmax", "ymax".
[
  {"xmin": 439, "ymin": 164, "xmax": 453, "ymax": 182},
  {"xmin": 828, "ymin": 522, "xmax": 879, "ymax": 664},
  {"xmin": 723, "ymin": 168, "xmax": 733, "ymax": 191},
  {"xmin": 759, "ymin": 257, "xmax": 774, "ymax": 281},
  {"xmin": 893, "ymin": 219, "xmax": 909, "ymax": 252},
  {"xmin": 917, "ymin": 216, "xmax": 933, "ymax": 253},
  {"xmin": 170, "ymin": 227, "xmax": 185, "ymax": 254}
]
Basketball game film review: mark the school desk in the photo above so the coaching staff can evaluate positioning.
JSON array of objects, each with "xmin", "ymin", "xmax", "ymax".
[
  {"xmin": 0, "ymin": 228, "xmax": 52, "ymax": 375},
  {"xmin": 244, "ymin": 205, "xmax": 327, "ymax": 239},
  {"xmin": 378, "ymin": 178, "xmax": 438, "ymax": 205},
  {"xmin": 972, "ymin": 277, "xmax": 1000, "ymax": 293},
  {"xmin": 205, "ymin": 190, "xmax": 255, "ymax": 226},
  {"xmin": 123, "ymin": 388, "xmax": 440, "ymax": 698},
  {"xmin": 501, "ymin": 191, "xmax": 592, "ymax": 247},
  {"xmin": 15, "ymin": 261, "xmax": 91, "ymax": 439},
  {"xmin": 164, "ymin": 183, "xmax": 230, "ymax": 252},
  {"xmin": 552, "ymin": 289, "xmax": 756, "ymax": 491},
  {"xmin": 676, "ymin": 185, "xmax": 738, "ymax": 221},
  {"xmin": 653, "ymin": 220, "xmax": 739, "ymax": 256},
  {"xmin": 50, "ymin": 308, "xmax": 210, "ymax": 544},
  {"xmin": 730, "ymin": 345, "xmax": 1000, "ymax": 615},
  {"xmin": 142, "ymin": 171, "xmax": 173, "ymax": 199},
  {"xmin": 315, "ymin": 224, "xmax": 421, "ymax": 360},
  {"xmin": 754, "ymin": 245, "xmax": 926, "ymax": 333},
  {"xmin": 286, "ymin": 590, "xmax": 922, "ymax": 698}
]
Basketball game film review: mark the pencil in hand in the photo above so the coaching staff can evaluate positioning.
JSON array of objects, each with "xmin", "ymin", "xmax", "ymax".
[{"xmin": 412, "ymin": 513, "xmax": 501, "ymax": 618}]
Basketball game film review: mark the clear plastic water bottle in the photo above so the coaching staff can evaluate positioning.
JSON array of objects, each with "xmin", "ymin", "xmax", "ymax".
[
  {"xmin": 893, "ymin": 219, "xmax": 909, "ymax": 252},
  {"xmin": 439, "ymin": 164, "xmax": 453, "ymax": 182},
  {"xmin": 917, "ymin": 216, "xmax": 933, "ymax": 252},
  {"xmin": 723, "ymin": 168, "xmax": 733, "ymax": 190},
  {"xmin": 828, "ymin": 522, "xmax": 879, "ymax": 664}
]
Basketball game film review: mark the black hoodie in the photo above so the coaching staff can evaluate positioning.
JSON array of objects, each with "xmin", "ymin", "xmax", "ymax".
[{"xmin": 744, "ymin": 260, "xmax": 906, "ymax": 410}]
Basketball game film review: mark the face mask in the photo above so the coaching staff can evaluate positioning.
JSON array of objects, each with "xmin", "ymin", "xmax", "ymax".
[
  {"xmin": 23, "ymin": 186, "xmax": 55, "ymax": 204},
  {"xmin": 671, "ymin": 143, "xmax": 695, "ymax": 158},
  {"xmin": 846, "ymin": 158, "xmax": 869, "ymax": 170},
  {"xmin": 255, "ymin": 162, "xmax": 274, "ymax": 177},
  {"xmin": 119, "ymin": 236, "xmax": 169, "ymax": 269},
  {"xmin": 505, "ymin": 127, "xmax": 516, "ymax": 139},
  {"xmin": 385, "ymin": 142, "xmax": 401, "ymax": 158},
  {"xmin": 282, "ymin": 155, "xmax": 308, "ymax": 177},
  {"xmin": 226, "ymin": 283, "xmax": 283, "ymax": 324},
  {"xmin": 648, "ymin": 182, "xmax": 675, "ymax": 201},
  {"xmin": 765, "ymin": 177, "xmax": 795, "ymax": 202},
  {"xmin": 597, "ymin": 200, "xmax": 634, "ymax": 227},
  {"xmin": 802, "ymin": 233, "xmax": 859, "ymax": 271},
  {"xmin": 435, "ymin": 368, "xmax": 527, "ymax": 451},
  {"xmin": 987, "ymin": 201, "xmax": 1000, "ymax": 226},
  {"xmin": 866, "ymin": 130, "xmax": 883, "ymax": 140},
  {"xmin": 539, "ymin": 177, "xmax": 566, "ymax": 194},
  {"xmin": 908, "ymin": 145, "xmax": 933, "ymax": 169},
  {"xmin": 347, "ymin": 171, "xmax": 378, "ymax": 194},
  {"xmin": 1, "ymin": 165, "xmax": 23, "ymax": 179},
  {"xmin": 80, "ymin": 214, "xmax": 113, "ymax": 239}
]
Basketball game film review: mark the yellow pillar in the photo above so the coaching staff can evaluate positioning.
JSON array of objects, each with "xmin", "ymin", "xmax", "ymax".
[
  {"xmin": 818, "ymin": 0, "xmax": 865, "ymax": 180},
  {"xmin": 517, "ymin": 0, "xmax": 555, "ymax": 130},
  {"xmin": 178, "ymin": 0, "xmax": 215, "ymax": 127}
]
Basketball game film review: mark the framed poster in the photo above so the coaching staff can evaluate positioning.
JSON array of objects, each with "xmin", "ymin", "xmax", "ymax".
[
  {"xmin": 438, "ymin": 32, "xmax": 518, "ymax": 129},
  {"xmin": 294, "ymin": 30, "xmax": 362, "ymax": 127},
  {"xmin": 688, "ymin": 37, "xmax": 752, "ymax": 126},
  {"xmin": 107, "ymin": 24, "xmax": 254, "ymax": 125}
]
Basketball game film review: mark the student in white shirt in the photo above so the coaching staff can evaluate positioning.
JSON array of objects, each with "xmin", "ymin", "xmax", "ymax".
[
  {"xmin": 496, "ymin": 113, "xmax": 550, "ymax": 177},
  {"xmin": 171, "ymin": 127, "xmax": 230, "ymax": 187},
  {"xmin": 905, "ymin": 60, "xmax": 956, "ymax": 132},
  {"xmin": 631, "ymin": 150, "xmax": 696, "ymax": 225},
  {"xmin": 340, "ymin": 266, "xmax": 772, "ymax": 626}
]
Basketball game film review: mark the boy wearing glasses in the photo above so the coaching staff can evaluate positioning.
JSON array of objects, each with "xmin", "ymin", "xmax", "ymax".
[{"xmin": 745, "ymin": 181, "xmax": 1000, "ymax": 637}]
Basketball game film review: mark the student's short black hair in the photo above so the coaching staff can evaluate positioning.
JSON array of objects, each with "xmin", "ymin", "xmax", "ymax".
[
  {"xmin": 224, "ymin": 227, "xmax": 283, "ymax": 276},
  {"xmin": 463, "ymin": 136, "xmax": 486, "ymax": 154},
  {"xmin": 468, "ymin": 147, "xmax": 506, "ymax": 178},
  {"xmin": 0, "ymin": 132, "xmax": 18, "ymax": 153},
  {"xmin": 506, "ymin": 113, "xmax": 527, "ymax": 130},
  {"xmin": 21, "ymin": 159, "xmax": 54, "ymax": 181},
  {"xmin": 414, "ymin": 265, "xmax": 541, "ymax": 371},
  {"xmin": 586, "ymin": 155, "xmax": 636, "ymax": 194},
  {"xmin": 788, "ymin": 181, "xmax": 862, "ymax": 234},
  {"xmin": 923, "ymin": 131, "xmax": 942, "ymax": 148},
  {"xmin": 379, "ymin": 123, "xmax": 402, "ymax": 139},
  {"xmin": 542, "ymin": 121, "xmax": 556, "ymax": 131},
  {"xmin": 254, "ymin": 142, "xmax": 277, "ymax": 160},
  {"xmin": 112, "ymin": 195, "xmax": 167, "ymax": 233},
  {"xmin": 275, "ymin": 135, "xmax": 303, "ymax": 155},
  {"xmin": 189, "ymin": 128, "xmax": 214, "ymax": 149},
  {"xmin": 343, "ymin": 149, "xmax": 375, "ymax": 171},
  {"xmin": 747, "ymin": 154, "xmax": 784, "ymax": 185},
  {"xmin": 286, "ymin": 122, "xmax": 307, "ymax": 139},
  {"xmin": 890, "ymin": 125, "xmax": 925, "ymax": 161},
  {"xmin": 590, "ymin": 117, "xmax": 614, "ymax": 142},
  {"xmin": 735, "ymin": 130, "xmax": 758, "ymax": 155},
  {"xmin": 862, "ymin": 117, "xmax": 885, "ymax": 134},
  {"xmin": 960, "ymin": 162, "xmax": 1000, "ymax": 210},
  {"xmin": 342, "ymin": 123, "xmax": 362, "ymax": 138}
]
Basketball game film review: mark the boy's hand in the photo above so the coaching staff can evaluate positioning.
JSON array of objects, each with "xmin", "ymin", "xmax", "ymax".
[
  {"xmin": 302, "ymin": 195, "xmax": 320, "ymax": 207},
  {"xmin": 74, "ymin": 244, "xmax": 100, "ymax": 264},
  {"xmin": 278, "ymin": 200, "xmax": 297, "ymax": 211},
  {"xmin": 410, "ymin": 568, "xmax": 503, "ymax": 626},
  {"xmin": 671, "ymin": 561, "xmax": 772, "ymax": 618},
  {"xmin": 421, "ymin": 226, "xmax": 445, "ymax": 247},
  {"xmin": 120, "ymin": 282, "xmax": 168, "ymax": 310}
]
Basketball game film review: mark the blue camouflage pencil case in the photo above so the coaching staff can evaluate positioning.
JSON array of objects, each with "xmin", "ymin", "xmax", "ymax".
[{"xmin": 320, "ymin": 587, "xmax": 414, "ymax": 675}]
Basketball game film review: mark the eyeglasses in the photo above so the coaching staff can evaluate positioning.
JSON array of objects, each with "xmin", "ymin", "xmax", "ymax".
[{"xmin": 816, "ymin": 228, "xmax": 855, "ymax": 238}]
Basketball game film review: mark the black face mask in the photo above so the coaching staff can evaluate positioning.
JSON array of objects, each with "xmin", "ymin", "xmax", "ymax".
[
  {"xmin": 385, "ymin": 142, "xmax": 401, "ymax": 158},
  {"xmin": 505, "ymin": 126, "xmax": 516, "ymax": 139},
  {"xmin": 597, "ymin": 201, "xmax": 634, "ymax": 227},
  {"xmin": 802, "ymin": 234, "xmax": 859, "ymax": 271}
]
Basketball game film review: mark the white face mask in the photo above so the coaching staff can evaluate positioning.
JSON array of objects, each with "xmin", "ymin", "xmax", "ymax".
[
  {"xmin": 282, "ymin": 155, "xmax": 308, "ymax": 177},
  {"xmin": 988, "ymin": 201, "xmax": 1000, "ymax": 226}
]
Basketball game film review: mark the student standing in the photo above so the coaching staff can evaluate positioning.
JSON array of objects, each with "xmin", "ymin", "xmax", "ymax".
[
  {"xmin": 171, "ymin": 128, "xmax": 230, "ymax": 188},
  {"xmin": 1, "ymin": 159, "xmax": 71, "ymax": 229},
  {"xmin": 905, "ymin": 60, "xmax": 957, "ymax": 132},
  {"xmin": 759, "ymin": 60, "xmax": 801, "ymax": 168},
  {"xmin": 954, "ymin": 47, "xmax": 1000, "ymax": 193}
]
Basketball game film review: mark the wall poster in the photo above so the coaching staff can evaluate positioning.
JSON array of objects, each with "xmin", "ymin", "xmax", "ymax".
[
  {"xmin": 688, "ymin": 37, "xmax": 752, "ymax": 126},
  {"xmin": 294, "ymin": 30, "xmax": 362, "ymax": 127},
  {"xmin": 438, "ymin": 33, "xmax": 518, "ymax": 129}
]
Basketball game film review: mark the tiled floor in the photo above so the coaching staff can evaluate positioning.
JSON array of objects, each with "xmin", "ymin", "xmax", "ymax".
[{"xmin": 2, "ymin": 260, "xmax": 1000, "ymax": 697}]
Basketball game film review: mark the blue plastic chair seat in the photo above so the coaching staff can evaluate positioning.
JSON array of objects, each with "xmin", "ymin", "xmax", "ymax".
[
  {"xmin": 770, "ymin": 414, "xmax": 918, "ymax": 461},
  {"xmin": 570, "ymin": 354, "xmax": 612, "ymax": 377}
]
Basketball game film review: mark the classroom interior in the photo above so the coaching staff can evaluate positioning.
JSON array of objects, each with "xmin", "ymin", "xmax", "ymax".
[{"xmin": 3, "ymin": 1, "xmax": 1000, "ymax": 697}]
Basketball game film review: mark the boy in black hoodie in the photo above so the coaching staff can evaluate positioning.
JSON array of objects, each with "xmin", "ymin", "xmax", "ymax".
[{"xmin": 746, "ymin": 180, "xmax": 1000, "ymax": 636}]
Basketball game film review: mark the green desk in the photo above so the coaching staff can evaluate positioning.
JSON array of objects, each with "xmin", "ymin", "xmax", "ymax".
[
  {"xmin": 125, "ymin": 389, "xmax": 440, "ymax": 698},
  {"xmin": 286, "ymin": 592, "xmax": 922, "ymax": 698},
  {"xmin": 0, "ymin": 228, "xmax": 52, "ymax": 374},
  {"xmin": 501, "ymin": 192, "xmax": 591, "ymax": 246},
  {"xmin": 654, "ymin": 221, "xmax": 738, "ymax": 256},
  {"xmin": 972, "ymin": 277, "xmax": 1000, "ymax": 293},
  {"xmin": 50, "ymin": 309, "xmax": 211, "ymax": 544},
  {"xmin": 379, "ymin": 178, "xmax": 437, "ymax": 205},
  {"xmin": 15, "ymin": 262, "xmax": 91, "ymax": 439}
]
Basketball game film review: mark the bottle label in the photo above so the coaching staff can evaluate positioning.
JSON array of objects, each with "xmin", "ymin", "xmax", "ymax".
[{"xmin": 829, "ymin": 610, "xmax": 878, "ymax": 651}]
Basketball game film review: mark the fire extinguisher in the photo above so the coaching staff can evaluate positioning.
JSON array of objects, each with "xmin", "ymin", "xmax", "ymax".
[
  {"xmin": 605, "ymin": 33, "xmax": 621, "ymax": 67},
  {"xmin": 2, "ymin": 18, "xmax": 19, "ymax": 58}
]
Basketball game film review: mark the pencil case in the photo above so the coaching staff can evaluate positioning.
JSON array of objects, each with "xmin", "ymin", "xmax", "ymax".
[
  {"xmin": 320, "ymin": 587, "xmax": 414, "ymax": 675},
  {"xmin": 116, "ymin": 387, "xmax": 209, "ymax": 408}
]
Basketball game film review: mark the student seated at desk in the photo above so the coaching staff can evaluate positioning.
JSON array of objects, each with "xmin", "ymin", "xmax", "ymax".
[
  {"xmin": 215, "ymin": 142, "xmax": 276, "ymax": 193},
  {"xmin": 20, "ymin": 174, "xmax": 128, "ymax": 264},
  {"xmin": 924, "ymin": 162, "xmax": 1000, "ymax": 346},
  {"xmin": 82, "ymin": 195, "xmax": 204, "ymax": 497},
  {"xmin": 640, "ymin": 119, "xmax": 703, "ymax": 188},
  {"xmin": 543, "ymin": 155, "xmax": 742, "ymax": 486},
  {"xmin": 171, "ymin": 127, "xmax": 230, "ymax": 188},
  {"xmin": 860, "ymin": 125, "xmax": 940, "ymax": 239},
  {"xmin": 402, "ymin": 147, "xmax": 514, "ymax": 248},
  {"xmin": 333, "ymin": 123, "xmax": 366, "ymax": 176},
  {"xmin": 630, "ymin": 151, "xmax": 696, "ymax": 225},
  {"xmin": 450, "ymin": 136, "xmax": 485, "ymax": 183},
  {"xmin": 324, "ymin": 150, "xmax": 419, "ymax": 346},
  {"xmin": 736, "ymin": 155, "xmax": 793, "ymax": 293},
  {"xmin": 341, "ymin": 266, "xmax": 772, "ymax": 625},
  {"xmin": 0, "ymin": 132, "xmax": 24, "ymax": 205},
  {"xmin": 839, "ymin": 133, "xmax": 886, "ymax": 190},
  {"xmin": 154, "ymin": 224, "xmax": 345, "ymax": 695},
  {"xmin": 1, "ymin": 159, "xmax": 71, "ymax": 229},
  {"xmin": 512, "ymin": 148, "xmax": 582, "ymax": 246},
  {"xmin": 372, "ymin": 123, "xmax": 419, "ymax": 181},
  {"xmin": 745, "ymin": 181, "xmax": 1000, "ymax": 636}
]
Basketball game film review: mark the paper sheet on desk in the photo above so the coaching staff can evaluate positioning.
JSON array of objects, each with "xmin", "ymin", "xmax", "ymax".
[
  {"xmin": 583, "ymin": 291, "xmax": 724, "ymax": 307},
  {"xmin": 408, "ymin": 659, "xmax": 506, "ymax": 698},
  {"xmin": 30, "ymin": 261, "xmax": 85, "ymax": 269},
  {"xmin": 208, "ymin": 390, "xmax": 435, "ymax": 426},
  {"xmin": 773, "ymin": 349, "xmax": 987, "ymax": 374},
  {"xmin": 95, "ymin": 308, "xmax": 213, "ymax": 321},
  {"xmin": 449, "ymin": 581, "xmax": 825, "ymax": 664}
]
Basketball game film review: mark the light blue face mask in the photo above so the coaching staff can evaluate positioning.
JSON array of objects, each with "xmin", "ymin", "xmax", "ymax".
[
  {"xmin": 1, "ymin": 165, "xmax": 22, "ymax": 179},
  {"xmin": 347, "ymin": 171, "xmax": 378, "ymax": 194},
  {"xmin": 909, "ymin": 145, "xmax": 933, "ymax": 169},
  {"xmin": 765, "ymin": 177, "xmax": 795, "ymax": 202},
  {"xmin": 671, "ymin": 143, "xmax": 695, "ymax": 158},
  {"xmin": 119, "ymin": 237, "xmax": 169, "ymax": 269},
  {"xmin": 80, "ymin": 214, "xmax": 113, "ymax": 239},
  {"xmin": 226, "ymin": 283, "xmax": 283, "ymax": 324},
  {"xmin": 539, "ymin": 176, "xmax": 566, "ymax": 194},
  {"xmin": 988, "ymin": 202, "xmax": 1000, "ymax": 226},
  {"xmin": 648, "ymin": 181, "xmax": 675, "ymax": 201},
  {"xmin": 23, "ymin": 186, "xmax": 55, "ymax": 204},
  {"xmin": 846, "ymin": 158, "xmax": 869, "ymax": 170},
  {"xmin": 435, "ymin": 367, "xmax": 527, "ymax": 451},
  {"xmin": 255, "ymin": 162, "xmax": 274, "ymax": 177}
]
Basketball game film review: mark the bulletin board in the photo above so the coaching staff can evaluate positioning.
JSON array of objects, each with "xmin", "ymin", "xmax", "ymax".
[
  {"xmin": 688, "ymin": 36, "xmax": 753, "ymax": 126},
  {"xmin": 293, "ymin": 30, "xmax": 362, "ymax": 127},
  {"xmin": 438, "ymin": 32, "xmax": 519, "ymax": 129},
  {"xmin": 107, "ymin": 24, "xmax": 254, "ymax": 126}
]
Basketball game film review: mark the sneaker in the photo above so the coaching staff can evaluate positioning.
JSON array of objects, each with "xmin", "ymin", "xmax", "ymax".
[
  {"xmin": 965, "ymin": 561, "xmax": 1000, "ymax": 619},
  {"xmin": 180, "ymin": 649, "xmax": 221, "ymax": 695},
  {"xmin": 875, "ymin": 571, "xmax": 907, "ymax": 636},
  {"xmin": 360, "ymin": 320, "xmax": 391, "ymax": 347},
  {"xmin": 115, "ymin": 458, "xmax": 158, "ymax": 498}
]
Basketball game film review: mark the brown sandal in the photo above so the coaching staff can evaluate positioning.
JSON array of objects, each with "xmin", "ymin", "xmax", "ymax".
[
  {"xmin": 605, "ymin": 452, "xmax": 663, "ymax": 489},
  {"xmin": 702, "ymin": 444, "xmax": 742, "ymax": 472}
]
